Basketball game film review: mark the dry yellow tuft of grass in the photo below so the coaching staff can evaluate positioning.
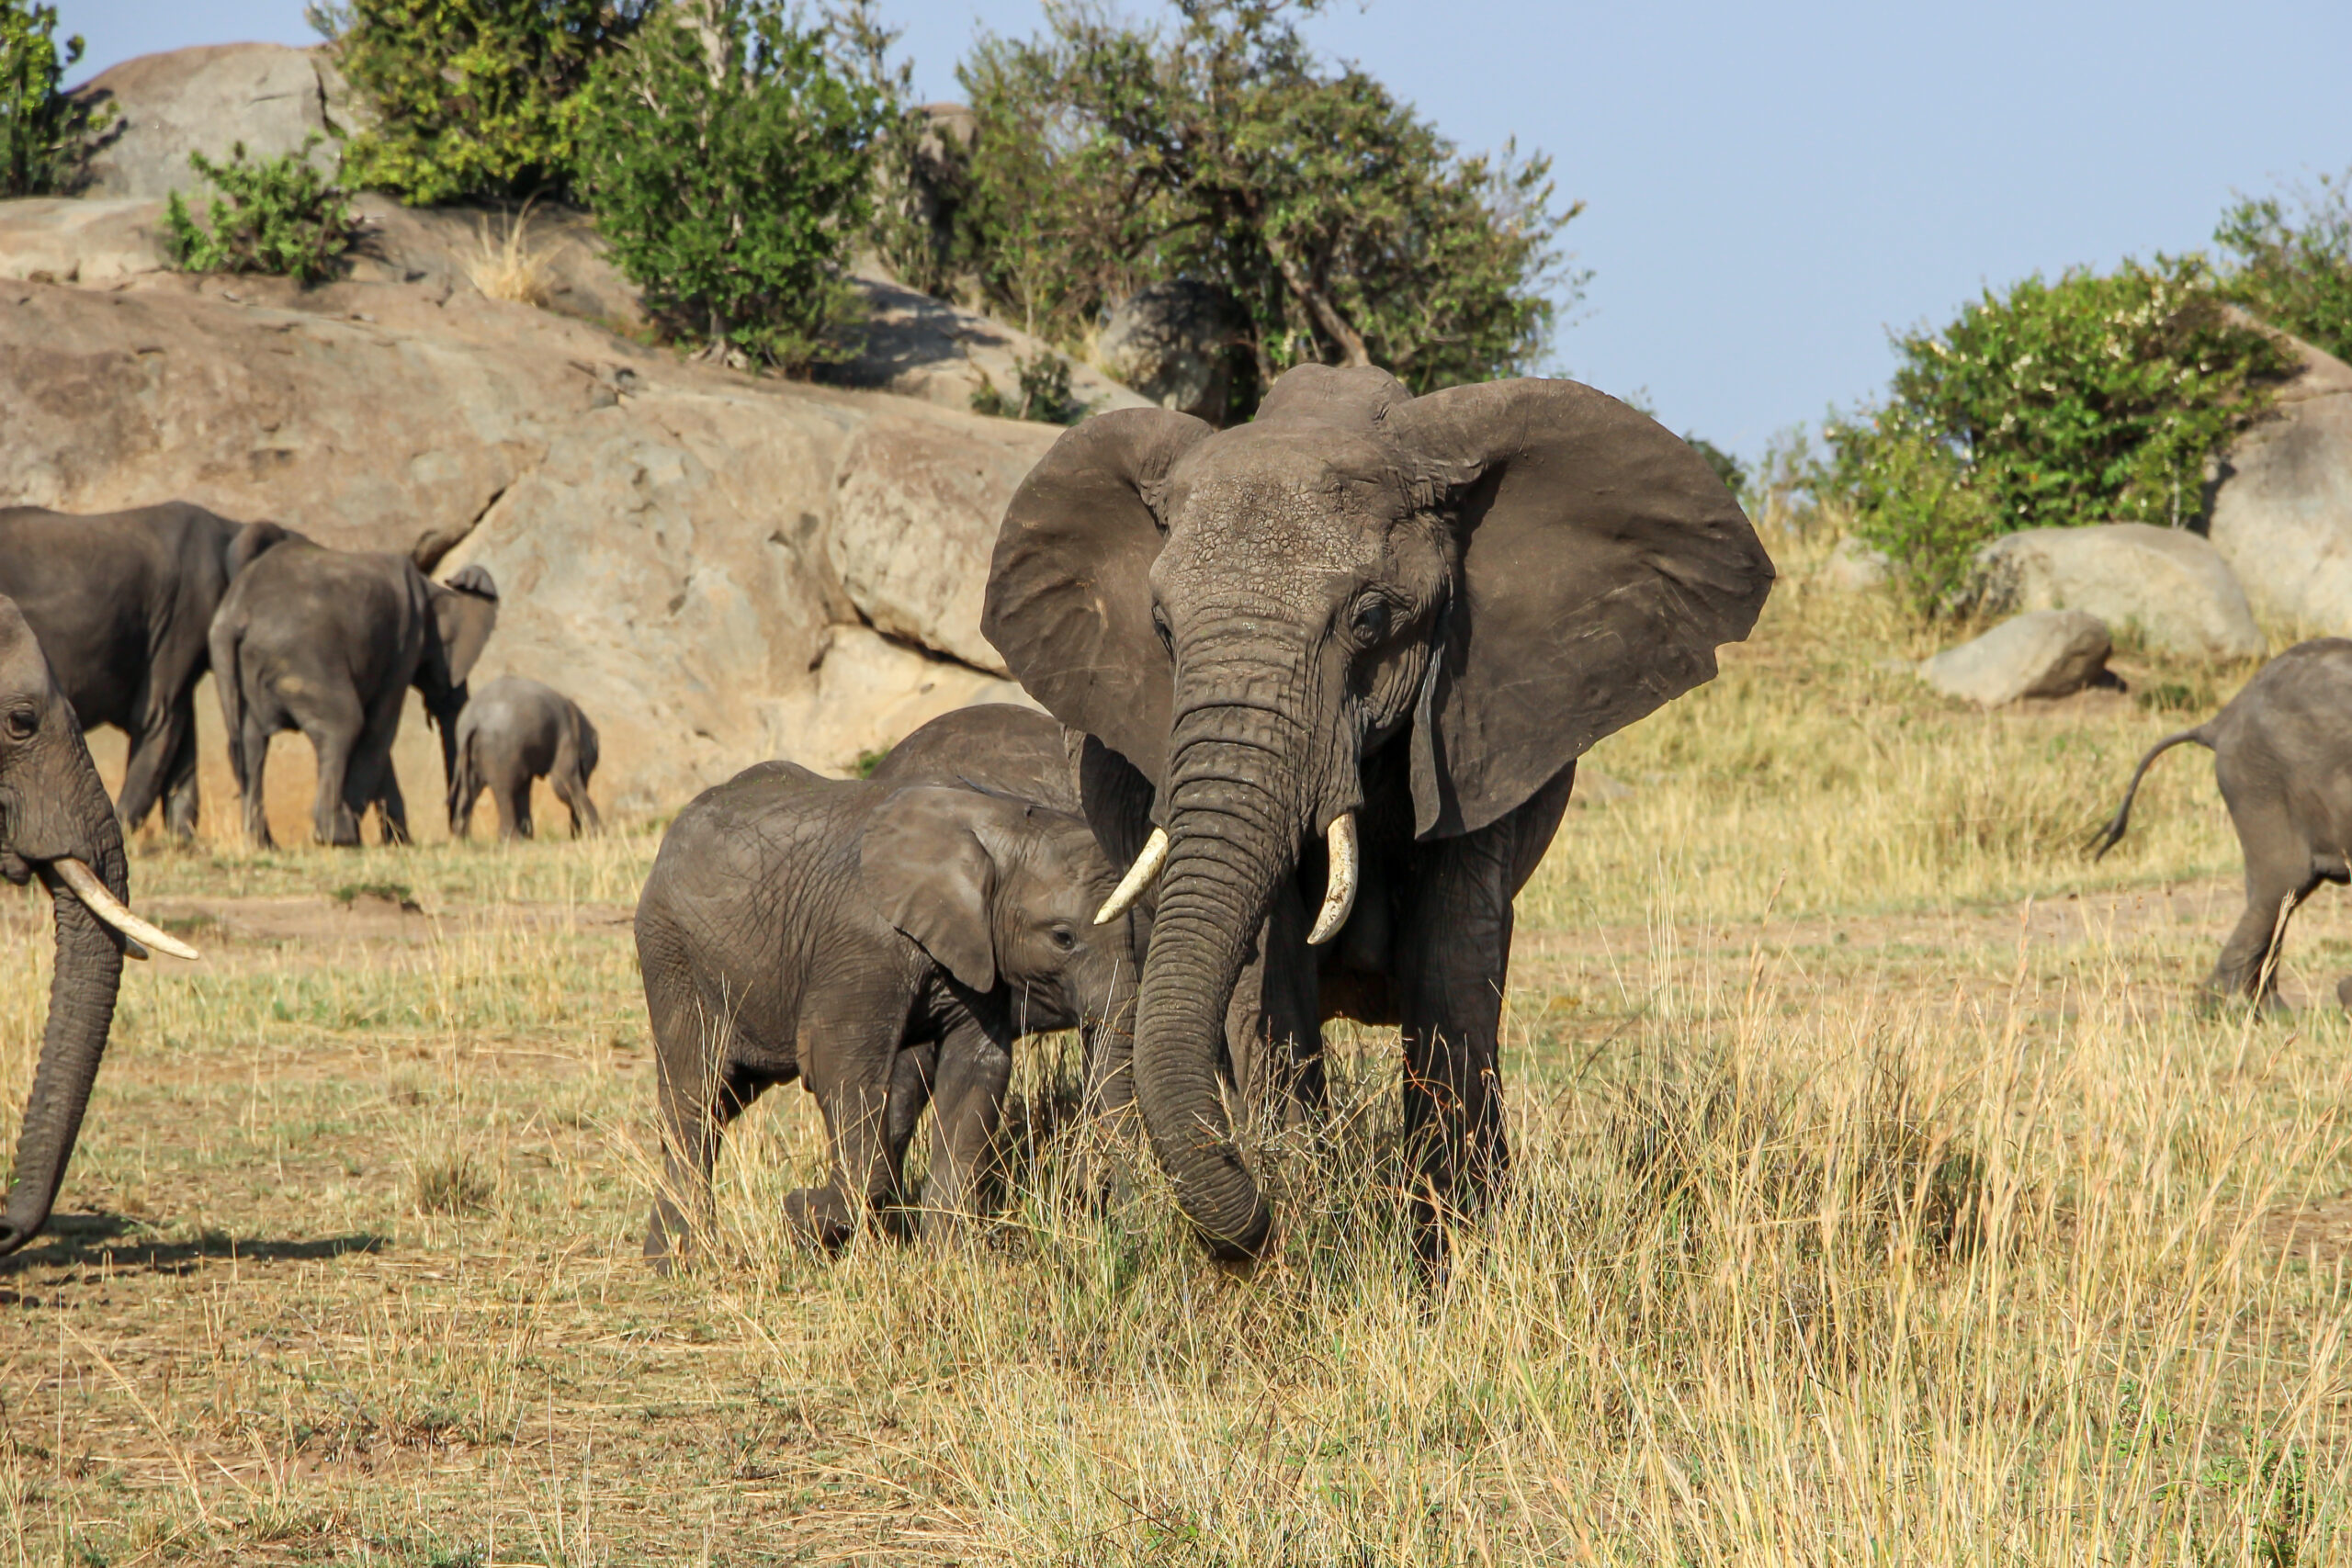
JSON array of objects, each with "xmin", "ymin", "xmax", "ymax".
[
  {"xmin": 465, "ymin": 202, "xmax": 556, "ymax": 309},
  {"xmin": 2, "ymin": 549, "xmax": 2348, "ymax": 1562}
]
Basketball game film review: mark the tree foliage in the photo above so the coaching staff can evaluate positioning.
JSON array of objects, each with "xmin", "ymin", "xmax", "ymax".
[
  {"xmin": 569, "ymin": 0, "xmax": 885, "ymax": 370},
  {"xmin": 0, "ymin": 0, "xmax": 107, "ymax": 197},
  {"xmin": 314, "ymin": 0, "xmax": 649, "ymax": 204},
  {"xmin": 2215, "ymin": 171, "xmax": 2352, "ymax": 364},
  {"xmin": 163, "ymin": 137, "xmax": 358, "ymax": 284},
  {"xmin": 1823, "ymin": 258, "xmax": 2290, "ymax": 608},
  {"xmin": 934, "ymin": 0, "xmax": 1575, "ymax": 408}
]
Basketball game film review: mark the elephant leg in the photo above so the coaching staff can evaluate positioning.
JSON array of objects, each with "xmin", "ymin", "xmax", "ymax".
[
  {"xmin": 160, "ymin": 698, "xmax": 201, "ymax": 841},
  {"xmin": 114, "ymin": 696, "xmax": 187, "ymax": 837},
  {"xmin": 500, "ymin": 768, "xmax": 532, "ymax": 841},
  {"xmin": 301, "ymin": 690, "xmax": 367, "ymax": 847},
  {"xmin": 346, "ymin": 685, "xmax": 411, "ymax": 845},
  {"xmin": 787, "ymin": 1018, "xmax": 910, "ymax": 1251},
  {"xmin": 646, "ymin": 1053, "xmax": 767, "ymax": 1270},
  {"xmin": 1225, "ymin": 883, "xmax": 1323, "ymax": 1134},
  {"xmin": 921, "ymin": 1015, "xmax": 1014, "ymax": 1240},
  {"xmin": 370, "ymin": 761, "xmax": 412, "ymax": 847},
  {"xmin": 2211, "ymin": 801, "xmax": 2320, "ymax": 1006},
  {"xmin": 1396, "ymin": 810, "xmax": 1522, "ymax": 1273},
  {"xmin": 239, "ymin": 716, "xmax": 277, "ymax": 850},
  {"xmin": 879, "ymin": 1041, "xmax": 939, "ymax": 1238},
  {"xmin": 552, "ymin": 758, "xmax": 599, "ymax": 838}
]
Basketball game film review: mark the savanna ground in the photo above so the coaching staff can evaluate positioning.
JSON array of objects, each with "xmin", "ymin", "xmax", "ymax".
[{"xmin": 6, "ymin": 538, "xmax": 2352, "ymax": 1565}]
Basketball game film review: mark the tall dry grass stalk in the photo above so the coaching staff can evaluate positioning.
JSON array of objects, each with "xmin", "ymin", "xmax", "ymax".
[{"xmin": 466, "ymin": 201, "xmax": 557, "ymax": 309}]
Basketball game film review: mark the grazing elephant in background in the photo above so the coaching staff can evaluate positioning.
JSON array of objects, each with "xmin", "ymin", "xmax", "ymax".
[
  {"xmin": 0, "ymin": 503, "xmax": 300, "ymax": 839},
  {"xmin": 0, "ymin": 595, "xmax": 198, "ymax": 1259},
  {"xmin": 209, "ymin": 546, "xmax": 497, "ymax": 848},
  {"xmin": 635, "ymin": 763, "xmax": 1141, "ymax": 1265},
  {"xmin": 450, "ymin": 676, "xmax": 601, "ymax": 840},
  {"xmin": 982, "ymin": 365, "xmax": 1774, "ymax": 1264},
  {"xmin": 2095, "ymin": 638, "xmax": 2352, "ymax": 1006}
]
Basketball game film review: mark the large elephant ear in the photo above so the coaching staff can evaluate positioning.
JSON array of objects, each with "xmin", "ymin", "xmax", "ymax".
[
  {"xmin": 431, "ymin": 569, "xmax": 500, "ymax": 688},
  {"xmin": 982, "ymin": 409, "xmax": 1214, "ymax": 789},
  {"xmin": 1387, "ymin": 378, "xmax": 1775, "ymax": 839},
  {"xmin": 861, "ymin": 785, "xmax": 1005, "ymax": 992}
]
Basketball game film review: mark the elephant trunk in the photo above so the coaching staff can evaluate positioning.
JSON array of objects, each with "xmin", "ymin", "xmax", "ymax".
[
  {"xmin": 1133, "ymin": 626, "xmax": 1336, "ymax": 1256},
  {"xmin": 0, "ymin": 781, "xmax": 128, "ymax": 1258}
]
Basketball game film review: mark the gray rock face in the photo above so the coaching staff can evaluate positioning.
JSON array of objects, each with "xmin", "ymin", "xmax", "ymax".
[
  {"xmin": 1821, "ymin": 536, "xmax": 1893, "ymax": 592},
  {"xmin": 1973, "ymin": 523, "xmax": 2263, "ymax": 660},
  {"xmin": 827, "ymin": 272, "xmax": 1151, "ymax": 420},
  {"xmin": 1097, "ymin": 280, "xmax": 1242, "ymax": 424},
  {"xmin": 1919, "ymin": 611, "xmax": 2112, "ymax": 707},
  {"xmin": 2208, "ymin": 325, "xmax": 2352, "ymax": 634},
  {"xmin": 71, "ymin": 44, "xmax": 357, "ymax": 199}
]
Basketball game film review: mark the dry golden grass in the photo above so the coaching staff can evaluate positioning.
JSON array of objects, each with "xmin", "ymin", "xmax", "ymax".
[
  {"xmin": 466, "ymin": 205, "xmax": 557, "ymax": 310},
  {"xmin": 4, "ymin": 546, "xmax": 2350, "ymax": 1563}
]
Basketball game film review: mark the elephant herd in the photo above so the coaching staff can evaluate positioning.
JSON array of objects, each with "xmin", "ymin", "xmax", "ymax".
[{"xmin": 4, "ymin": 361, "xmax": 2344, "ymax": 1274}]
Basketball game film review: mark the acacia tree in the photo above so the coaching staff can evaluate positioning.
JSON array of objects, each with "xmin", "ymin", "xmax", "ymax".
[{"xmin": 948, "ymin": 0, "xmax": 1577, "ymax": 404}]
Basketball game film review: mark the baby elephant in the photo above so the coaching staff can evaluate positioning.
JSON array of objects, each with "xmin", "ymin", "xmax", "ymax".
[
  {"xmin": 2096, "ymin": 638, "xmax": 2352, "ymax": 1005},
  {"xmin": 449, "ymin": 676, "xmax": 601, "ymax": 840},
  {"xmin": 635, "ymin": 762, "xmax": 1139, "ymax": 1264}
]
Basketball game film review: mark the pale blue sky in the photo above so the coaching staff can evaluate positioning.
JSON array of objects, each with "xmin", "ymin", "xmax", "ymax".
[{"xmin": 65, "ymin": 1, "xmax": 2352, "ymax": 459}]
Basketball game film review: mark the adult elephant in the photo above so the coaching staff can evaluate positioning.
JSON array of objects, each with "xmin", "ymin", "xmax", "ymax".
[
  {"xmin": 982, "ymin": 366, "xmax": 1773, "ymax": 1262},
  {"xmin": 210, "ymin": 544, "xmax": 498, "ymax": 847},
  {"xmin": 0, "ymin": 504, "xmax": 299, "ymax": 839},
  {"xmin": 0, "ymin": 596, "xmax": 198, "ymax": 1258}
]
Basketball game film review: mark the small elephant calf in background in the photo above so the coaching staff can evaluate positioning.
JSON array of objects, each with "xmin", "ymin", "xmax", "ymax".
[
  {"xmin": 2096, "ymin": 637, "xmax": 2352, "ymax": 1006},
  {"xmin": 634, "ymin": 761, "xmax": 1141, "ymax": 1265},
  {"xmin": 449, "ymin": 676, "xmax": 601, "ymax": 840}
]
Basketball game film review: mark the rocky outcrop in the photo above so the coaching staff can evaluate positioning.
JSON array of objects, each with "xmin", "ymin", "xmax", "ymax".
[
  {"xmin": 826, "ymin": 272, "xmax": 1151, "ymax": 420},
  {"xmin": 71, "ymin": 44, "xmax": 357, "ymax": 200},
  {"xmin": 2207, "ymin": 323, "xmax": 2352, "ymax": 634},
  {"xmin": 1919, "ymin": 611, "xmax": 2112, "ymax": 707},
  {"xmin": 0, "ymin": 258, "xmax": 1065, "ymax": 818},
  {"xmin": 1097, "ymin": 280, "xmax": 1242, "ymax": 424},
  {"xmin": 1820, "ymin": 536, "xmax": 1893, "ymax": 592},
  {"xmin": 1973, "ymin": 523, "xmax": 2263, "ymax": 660}
]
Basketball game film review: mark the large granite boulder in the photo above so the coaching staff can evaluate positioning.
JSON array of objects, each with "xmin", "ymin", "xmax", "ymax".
[
  {"xmin": 1097, "ymin": 280, "xmax": 1242, "ymax": 424},
  {"xmin": 1918, "ymin": 611, "xmax": 2112, "ymax": 707},
  {"xmin": 2207, "ymin": 321, "xmax": 2352, "ymax": 633},
  {"xmin": 1973, "ymin": 522, "xmax": 2263, "ymax": 660},
  {"xmin": 70, "ymin": 44, "xmax": 357, "ymax": 200},
  {"xmin": 825, "ymin": 272, "xmax": 1150, "ymax": 420}
]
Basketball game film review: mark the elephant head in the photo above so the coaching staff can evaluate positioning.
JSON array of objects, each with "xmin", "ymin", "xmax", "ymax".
[
  {"xmin": 420, "ymin": 565, "xmax": 499, "ymax": 800},
  {"xmin": 0, "ymin": 596, "xmax": 198, "ymax": 1258},
  {"xmin": 983, "ymin": 366, "xmax": 1773, "ymax": 1255},
  {"xmin": 861, "ymin": 785, "xmax": 1138, "ymax": 1041}
]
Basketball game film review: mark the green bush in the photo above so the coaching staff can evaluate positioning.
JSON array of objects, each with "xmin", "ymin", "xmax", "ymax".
[
  {"xmin": 163, "ymin": 137, "xmax": 359, "ymax": 284},
  {"xmin": 1, "ymin": 0, "xmax": 108, "ymax": 196},
  {"xmin": 569, "ymin": 0, "xmax": 885, "ymax": 371},
  {"xmin": 2215, "ymin": 171, "xmax": 2352, "ymax": 363},
  {"xmin": 969, "ymin": 349, "xmax": 1086, "ymax": 424},
  {"xmin": 944, "ymin": 0, "xmax": 1575, "ymax": 406},
  {"xmin": 313, "ymin": 0, "xmax": 648, "ymax": 205},
  {"xmin": 1822, "ymin": 257, "xmax": 2290, "ymax": 608}
]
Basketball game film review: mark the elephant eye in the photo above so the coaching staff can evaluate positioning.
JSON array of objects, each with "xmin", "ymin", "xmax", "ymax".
[
  {"xmin": 1350, "ymin": 596, "xmax": 1394, "ymax": 646},
  {"xmin": 1150, "ymin": 604, "xmax": 1174, "ymax": 657},
  {"xmin": 1050, "ymin": 924, "xmax": 1077, "ymax": 952},
  {"xmin": 2, "ymin": 708, "xmax": 33, "ymax": 742}
]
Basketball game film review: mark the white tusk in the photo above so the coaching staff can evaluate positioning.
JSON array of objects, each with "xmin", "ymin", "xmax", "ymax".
[
  {"xmin": 1306, "ymin": 812, "xmax": 1358, "ymax": 946},
  {"xmin": 1093, "ymin": 827, "xmax": 1170, "ymax": 926},
  {"xmin": 51, "ymin": 858, "xmax": 200, "ymax": 962}
]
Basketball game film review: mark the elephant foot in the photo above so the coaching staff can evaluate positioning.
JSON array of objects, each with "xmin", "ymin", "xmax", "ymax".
[
  {"xmin": 783, "ymin": 1186, "xmax": 857, "ymax": 1253},
  {"xmin": 643, "ymin": 1204, "xmax": 697, "ymax": 1272}
]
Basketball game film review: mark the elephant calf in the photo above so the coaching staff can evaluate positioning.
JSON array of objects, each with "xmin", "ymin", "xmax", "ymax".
[
  {"xmin": 635, "ymin": 762, "xmax": 1140, "ymax": 1264},
  {"xmin": 2096, "ymin": 637, "xmax": 2352, "ymax": 1004},
  {"xmin": 450, "ymin": 676, "xmax": 601, "ymax": 840}
]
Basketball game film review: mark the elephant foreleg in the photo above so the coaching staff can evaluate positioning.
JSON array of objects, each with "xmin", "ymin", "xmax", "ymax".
[
  {"xmin": 922, "ymin": 1014, "xmax": 1014, "ymax": 1240},
  {"xmin": 1225, "ymin": 881, "xmax": 1323, "ymax": 1134},
  {"xmin": 789, "ymin": 1014, "xmax": 913, "ymax": 1251},
  {"xmin": 113, "ymin": 695, "xmax": 188, "ymax": 837},
  {"xmin": 160, "ymin": 698, "xmax": 201, "ymax": 841}
]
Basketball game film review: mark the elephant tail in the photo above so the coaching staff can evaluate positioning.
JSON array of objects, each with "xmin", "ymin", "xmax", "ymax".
[{"xmin": 2092, "ymin": 725, "xmax": 2211, "ymax": 860}]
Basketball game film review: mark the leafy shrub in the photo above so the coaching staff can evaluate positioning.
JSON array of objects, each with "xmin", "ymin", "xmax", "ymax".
[
  {"xmin": 313, "ymin": 0, "xmax": 649, "ymax": 205},
  {"xmin": 0, "ymin": 0, "xmax": 109, "ymax": 196},
  {"xmin": 569, "ymin": 0, "xmax": 885, "ymax": 371},
  {"xmin": 970, "ymin": 349, "xmax": 1086, "ymax": 424},
  {"xmin": 1822, "ymin": 257, "xmax": 2290, "ymax": 608},
  {"xmin": 943, "ymin": 0, "xmax": 1575, "ymax": 403},
  {"xmin": 163, "ymin": 137, "xmax": 359, "ymax": 284},
  {"xmin": 2215, "ymin": 171, "xmax": 2352, "ymax": 363}
]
